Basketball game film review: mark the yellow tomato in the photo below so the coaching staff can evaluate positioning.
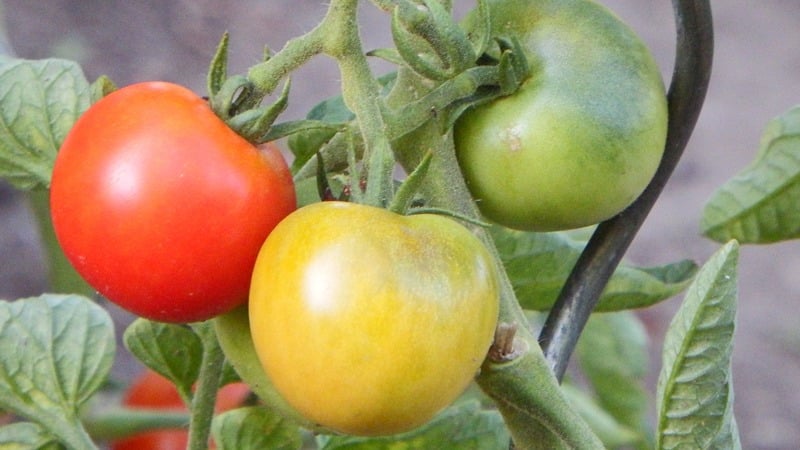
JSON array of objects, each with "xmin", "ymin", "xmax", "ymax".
[{"xmin": 249, "ymin": 201, "xmax": 499, "ymax": 436}]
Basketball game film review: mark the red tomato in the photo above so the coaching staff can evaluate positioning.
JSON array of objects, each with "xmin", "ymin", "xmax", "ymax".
[
  {"xmin": 111, "ymin": 369, "xmax": 250, "ymax": 450},
  {"xmin": 50, "ymin": 82, "xmax": 296, "ymax": 323}
]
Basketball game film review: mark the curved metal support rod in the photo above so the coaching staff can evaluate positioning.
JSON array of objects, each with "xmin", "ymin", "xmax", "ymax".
[{"xmin": 538, "ymin": 0, "xmax": 715, "ymax": 381}]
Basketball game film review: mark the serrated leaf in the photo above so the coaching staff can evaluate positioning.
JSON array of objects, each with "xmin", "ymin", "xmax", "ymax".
[
  {"xmin": 211, "ymin": 406, "xmax": 302, "ymax": 450},
  {"xmin": 491, "ymin": 226, "xmax": 696, "ymax": 311},
  {"xmin": 656, "ymin": 241, "xmax": 740, "ymax": 450},
  {"xmin": 123, "ymin": 318, "xmax": 203, "ymax": 398},
  {"xmin": 0, "ymin": 422, "xmax": 62, "ymax": 450},
  {"xmin": 576, "ymin": 312, "xmax": 652, "ymax": 447},
  {"xmin": 0, "ymin": 294, "xmax": 114, "ymax": 449},
  {"xmin": 317, "ymin": 400, "xmax": 509, "ymax": 450},
  {"xmin": 702, "ymin": 106, "xmax": 800, "ymax": 243},
  {"xmin": 0, "ymin": 58, "xmax": 90, "ymax": 189}
]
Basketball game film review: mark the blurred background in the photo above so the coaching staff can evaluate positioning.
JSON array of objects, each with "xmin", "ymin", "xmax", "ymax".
[{"xmin": 0, "ymin": 1, "xmax": 798, "ymax": 448}]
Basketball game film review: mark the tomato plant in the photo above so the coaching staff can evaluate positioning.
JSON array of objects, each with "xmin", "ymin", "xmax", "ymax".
[
  {"xmin": 454, "ymin": 0, "xmax": 668, "ymax": 232},
  {"xmin": 0, "ymin": 0, "xmax": 742, "ymax": 449},
  {"xmin": 248, "ymin": 201, "xmax": 500, "ymax": 436},
  {"xmin": 110, "ymin": 369, "xmax": 249, "ymax": 450},
  {"xmin": 49, "ymin": 82, "xmax": 296, "ymax": 323}
]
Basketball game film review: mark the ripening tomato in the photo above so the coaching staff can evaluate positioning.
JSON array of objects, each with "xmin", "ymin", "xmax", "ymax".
[
  {"xmin": 50, "ymin": 82, "xmax": 296, "ymax": 323},
  {"xmin": 454, "ymin": 0, "xmax": 668, "ymax": 231},
  {"xmin": 248, "ymin": 201, "xmax": 500, "ymax": 436},
  {"xmin": 110, "ymin": 369, "xmax": 249, "ymax": 450}
]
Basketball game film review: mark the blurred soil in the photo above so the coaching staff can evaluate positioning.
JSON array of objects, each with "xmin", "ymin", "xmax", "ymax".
[{"xmin": 1, "ymin": 1, "xmax": 799, "ymax": 448}]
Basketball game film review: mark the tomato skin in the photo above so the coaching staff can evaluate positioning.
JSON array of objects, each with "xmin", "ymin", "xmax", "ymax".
[
  {"xmin": 110, "ymin": 369, "xmax": 249, "ymax": 450},
  {"xmin": 248, "ymin": 201, "xmax": 500, "ymax": 436},
  {"xmin": 454, "ymin": 0, "xmax": 668, "ymax": 231},
  {"xmin": 50, "ymin": 82, "xmax": 296, "ymax": 323}
]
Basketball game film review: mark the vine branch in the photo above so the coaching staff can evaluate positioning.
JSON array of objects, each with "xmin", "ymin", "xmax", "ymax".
[
  {"xmin": 324, "ymin": 0, "xmax": 397, "ymax": 207},
  {"xmin": 538, "ymin": 0, "xmax": 715, "ymax": 381},
  {"xmin": 187, "ymin": 322, "xmax": 226, "ymax": 450}
]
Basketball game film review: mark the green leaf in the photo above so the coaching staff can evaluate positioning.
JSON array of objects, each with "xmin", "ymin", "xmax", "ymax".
[
  {"xmin": 287, "ymin": 91, "xmax": 354, "ymax": 173},
  {"xmin": 317, "ymin": 400, "xmax": 509, "ymax": 450},
  {"xmin": 211, "ymin": 406, "xmax": 302, "ymax": 450},
  {"xmin": 600, "ymin": 260, "xmax": 697, "ymax": 312},
  {"xmin": 709, "ymin": 382, "xmax": 741, "ymax": 450},
  {"xmin": 656, "ymin": 240, "xmax": 740, "ymax": 449},
  {"xmin": 123, "ymin": 318, "xmax": 203, "ymax": 399},
  {"xmin": 560, "ymin": 384, "xmax": 640, "ymax": 449},
  {"xmin": 286, "ymin": 72, "xmax": 395, "ymax": 173},
  {"xmin": 0, "ymin": 58, "xmax": 90, "ymax": 189},
  {"xmin": 491, "ymin": 226, "xmax": 696, "ymax": 311},
  {"xmin": 576, "ymin": 312, "xmax": 652, "ymax": 447},
  {"xmin": 89, "ymin": 75, "xmax": 116, "ymax": 103},
  {"xmin": 702, "ymin": 105, "xmax": 800, "ymax": 243},
  {"xmin": 218, "ymin": 360, "xmax": 243, "ymax": 387},
  {"xmin": 0, "ymin": 422, "xmax": 62, "ymax": 450},
  {"xmin": 0, "ymin": 294, "xmax": 114, "ymax": 449}
]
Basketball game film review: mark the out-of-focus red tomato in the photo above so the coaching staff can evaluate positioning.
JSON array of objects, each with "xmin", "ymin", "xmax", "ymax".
[{"xmin": 110, "ymin": 369, "xmax": 249, "ymax": 450}]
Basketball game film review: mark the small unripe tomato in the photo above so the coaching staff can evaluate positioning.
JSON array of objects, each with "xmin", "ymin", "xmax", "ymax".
[
  {"xmin": 454, "ymin": 0, "xmax": 668, "ymax": 231},
  {"xmin": 249, "ymin": 201, "xmax": 500, "ymax": 436}
]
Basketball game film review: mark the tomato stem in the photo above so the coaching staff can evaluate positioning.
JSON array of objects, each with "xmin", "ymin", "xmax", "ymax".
[
  {"xmin": 383, "ymin": 65, "xmax": 501, "ymax": 140},
  {"xmin": 481, "ymin": 349, "xmax": 606, "ymax": 449},
  {"xmin": 244, "ymin": 27, "xmax": 324, "ymax": 102},
  {"xmin": 186, "ymin": 321, "xmax": 226, "ymax": 450},
  {"xmin": 25, "ymin": 189, "xmax": 94, "ymax": 297},
  {"xmin": 82, "ymin": 408, "xmax": 190, "ymax": 441},
  {"xmin": 323, "ymin": 0, "xmax": 396, "ymax": 208}
]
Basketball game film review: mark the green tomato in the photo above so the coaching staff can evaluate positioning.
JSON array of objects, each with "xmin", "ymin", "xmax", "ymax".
[
  {"xmin": 248, "ymin": 201, "xmax": 500, "ymax": 436},
  {"xmin": 454, "ymin": 0, "xmax": 668, "ymax": 231}
]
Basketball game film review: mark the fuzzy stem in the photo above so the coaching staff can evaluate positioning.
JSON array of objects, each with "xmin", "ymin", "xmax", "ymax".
[
  {"xmin": 186, "ymin": 322, "xmax": 225, "ymax": 450},
  {"xmin": 322, "ymin": 0, "xmax": 396, "ymax": 207},
  {"xmin": 245, "ymin": 28, "xmax": 325, "ymax": 99}
]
